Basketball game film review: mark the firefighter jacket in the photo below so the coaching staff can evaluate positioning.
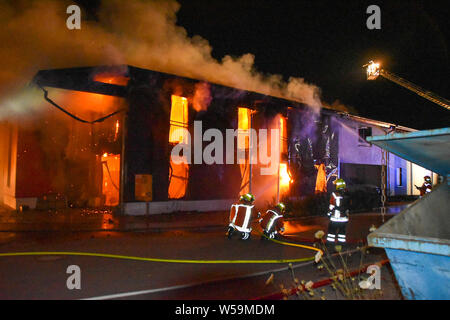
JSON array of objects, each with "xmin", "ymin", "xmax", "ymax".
[
  {"xmin": 328, "ymin": 191, "xmax": 349, "ymax": 222},
  {"xmin": 260, "ymin": 209, "xmax": 284, "ymax": 233},
  {"xmin": 229, "ymin": 203, "xmax": 255, "ymax": 233}
]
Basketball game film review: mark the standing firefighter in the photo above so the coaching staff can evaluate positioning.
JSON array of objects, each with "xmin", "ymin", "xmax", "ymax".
[
  {"xmin": 415, "ymin": 176, "xmax": 432, "ymax": 197},
  {"xmin": 260, "ymin": 203, "xmax": 286, "ymax": 240},
  {"xmin": 326, "ymin": 179, "xmax": 350, "ymax": 244},
  {"xmin": 227, "ymin": 193, "xmax": 257, "ymax": 240}
]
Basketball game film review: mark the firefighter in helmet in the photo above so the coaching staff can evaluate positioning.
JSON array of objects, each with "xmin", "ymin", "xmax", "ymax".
[
  {"xmin": 260, "ymin": 202, "xmax": 286, "ymax": 240},
  {"xmin": 415, "ymin": 176, "xmax": 432, "ymax": 197},
  {"xmin": 326, "ymin": 178, "xmax": 350, "ymax": 244},
  {"xmin": 227, "ymin": 193, "xmax": 258, "ymax": 240}
]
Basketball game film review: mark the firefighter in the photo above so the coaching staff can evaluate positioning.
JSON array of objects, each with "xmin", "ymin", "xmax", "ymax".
[
  {"xmin": 227, "ymin": 193, "xmax": 257, "ymax": 240},
  {"xmin": 260, "ymin": 203, "xmax": 286, "ymax": 240},
  {"xmin": 326, "ymin": 179, "xmax": 350, "ymax": 244},
  {"xmin": 415, "ymin": 176, "xmax": 432, "ymax": 197}
]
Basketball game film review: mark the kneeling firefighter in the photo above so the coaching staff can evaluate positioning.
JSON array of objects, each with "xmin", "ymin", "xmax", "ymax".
[
  {"xmin": 227, "ymin": 193, "xmax": 258, "ymax": 240},
  {"xmin": 326, "ymin": 179, "xmax": 350, "ymax": 244},
  {"xmin": 259, "ymin": 203, "xmax": 286, "ymax": 240}
]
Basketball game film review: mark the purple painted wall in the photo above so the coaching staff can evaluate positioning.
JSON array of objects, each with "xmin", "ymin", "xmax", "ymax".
[{"xmin": 334, "ymin": 116, "xmax": 409, "ymax": 196}]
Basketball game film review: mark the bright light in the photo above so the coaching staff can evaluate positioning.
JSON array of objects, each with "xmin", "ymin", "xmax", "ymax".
[
  {"xmin": 169, "ymin": 95, "xmax": 189, "ymax": 144},
  {"xmin": 114, "ymin": 120, "xmax": 120, "ymax": 141},
  {"xmin": 366, "ymin": 61, "xmax": 380, "ymax": 80},
  {"xmin": 93, "ymin": 73, "xmax": 130, "ymax": 86},
  {"xmin": 279, "ymin": 163, "xmax": 293, "ymax": 187},
  {"xmin": 238, "ymin": 107, "xmax": 251, "ymax": 149}
]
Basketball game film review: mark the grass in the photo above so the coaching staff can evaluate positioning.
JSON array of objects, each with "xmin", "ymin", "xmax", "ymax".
[{"xmin": 263, "ymin": 230, "xmax": 387, "ymax": 300}]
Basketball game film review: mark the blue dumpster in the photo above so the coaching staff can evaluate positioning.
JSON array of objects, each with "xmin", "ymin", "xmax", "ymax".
[{"xmin": 367, "ymin": 127, "xmax": 450, "ymax": 300}]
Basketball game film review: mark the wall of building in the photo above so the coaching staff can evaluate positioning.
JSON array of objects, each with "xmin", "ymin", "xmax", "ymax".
[
  {"xmin": 337, "ymin": 117, "xmax": 385, "ymax": 165},
  {"xmin": 389, "ymin": 153, "xmax": 408, "ymax": 196},
  {"xmin": 15, "ymin": 128, "xmax": 54, "ymax": 199},
  {"xmin": 336, "ymin": 116, "xmax": 442, "ymax": 197},
  {"xmin": 123, "ymin": 73, "xmax": 290, "ymax": 207},
  {"xmin": 336, "ymin": 116, "xmax": 410, "ymax": 196}
]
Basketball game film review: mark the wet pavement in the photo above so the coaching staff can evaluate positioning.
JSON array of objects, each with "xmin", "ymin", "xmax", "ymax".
[
  {"xmin": 0, "ymin": 228, "xmax": 402, "ymax": 300},
  {"xmin": 0, "ymin": 207, "xmax": 228, "ymax": 232},
  {"xmin": 0, "ymin": 204, "xmax": 409, "ymax": 300},
  {"xmin": 0, "ymin": 203, "xmax": 409, "ymax": 234}
]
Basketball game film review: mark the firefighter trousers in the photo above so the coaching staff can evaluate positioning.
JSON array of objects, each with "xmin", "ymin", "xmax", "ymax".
[{"xmin": 327, "ymin": 220, "xmax": 347, "ymax": 243}]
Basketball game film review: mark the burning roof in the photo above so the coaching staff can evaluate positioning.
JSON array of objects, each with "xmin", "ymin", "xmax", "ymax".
[{"xmin": 32, "ymin": 65, "xmax": 416, "ymax": 133}]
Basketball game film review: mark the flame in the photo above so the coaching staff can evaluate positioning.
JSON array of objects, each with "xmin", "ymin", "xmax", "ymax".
[
  {"xmin": 93, "ymin": 73, "xmax": 130, "ymax": 86},
  {"xmin": 279, "ymin": 162, "xmax": 292, "ymax": 197},
  {"xmin": 238, "ymin": 107, "xmax": 250, "ymax": 130},
  {"xmin": 238, "ymin": 107, "xmax": 251, "ymax": 150},
  {"xmin": 101, "ymin": 153, "xmax": 120, "ymax": 206},
  {"xmin": 168, "ymin": 95, "xmax": 189, "ymax": 198},
  {"xmin": 279, "ymin": 163, "xmax": 292, "ymax": 187},
  {"xmin": 168, "ymin": 157, "xmax": 189, "ymax": 199},
  {"xmin": 48, "ymin": 88, "xmax": 126, "ymax": 116},
  {"xmin": 238, "ymin": 107, "xmax": 251, "ymax": 194},
  {"xmin": 169, "ymin": 95, "xmax": 189, "ymax": 144},
  {"xmin": 114, "ymin": 120, "xmax": 120, "ymax": 141},
  {"xmin": 279, "ymin": 115, "xmax": 287, "ymax": 154},
  {"xmin": 314, "ymin": 163, "xmax": 327, "ymax": 193},
  {"xmin": 281, "ymin": 221, "xmax": 318, "ymax": 235}
]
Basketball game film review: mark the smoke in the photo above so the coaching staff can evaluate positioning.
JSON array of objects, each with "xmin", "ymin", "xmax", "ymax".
[
  {"xmin": 0, "ymin": 87, "xmax": 48, "ymax": 122},
  {"xmin": 192, "ymin": 82, "xmax": 212, "ymax": 112},
  {"xmin": 0, "ymin": 0, "xmax": 323, "ymax": 116}
]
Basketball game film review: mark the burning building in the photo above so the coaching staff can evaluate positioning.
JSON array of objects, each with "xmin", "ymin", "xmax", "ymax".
[{"xmin": 0, "ymin": 65, "xmax": 438, "ymax": 214}]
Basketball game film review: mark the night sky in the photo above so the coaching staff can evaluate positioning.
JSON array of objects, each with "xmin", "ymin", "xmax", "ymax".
[{"xmin": 78, "ymin": 0, "xmax": 449, "ymax": 130}]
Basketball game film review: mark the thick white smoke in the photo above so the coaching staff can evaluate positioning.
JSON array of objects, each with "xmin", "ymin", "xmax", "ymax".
[{"xmin": 0, "ymin": 0, "xmax": 322, "ymax": 116}]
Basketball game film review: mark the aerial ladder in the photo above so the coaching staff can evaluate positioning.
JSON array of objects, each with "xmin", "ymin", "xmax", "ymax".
[
  {"xmin": 363, "ymin": 61, "xmax": 449, "ymax": 222},
  {"xmin": 363, "ymin": 61, "xmax": 450, "ymax": 111}
]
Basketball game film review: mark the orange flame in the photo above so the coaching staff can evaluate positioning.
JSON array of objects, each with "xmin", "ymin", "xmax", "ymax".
[
  {"xmin": 93, "ymin": 73, "xmax": 130, "ymax": 86},
  {"xmin": 281, "ymin": 221, "xmax": 317, "ymax": 235},
  {"xmin": 169, "ymin": 95, "xmax": 189, "ymax": 144},
  {"xmin": 279, "ymin": 163, "xmax": 292, "ymax": 186}
]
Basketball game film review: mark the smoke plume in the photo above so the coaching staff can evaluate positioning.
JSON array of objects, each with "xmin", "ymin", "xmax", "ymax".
[{"xmin": 0, "ymin": 0, "xmax": 322, "ymax": 115}]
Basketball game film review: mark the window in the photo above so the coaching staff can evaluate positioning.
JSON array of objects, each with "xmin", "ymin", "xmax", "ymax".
[
  {"xmin": 238, "ymin": 107, "xmax": 251, "ymax": 150},
  {"xmin": 279, "ymin": 115, "xmax": 287, "ymax": 154},
  {"xmin": 101, "ymin": 153, "xmax": 121, "ymax": 206},
  {"xmin": 169, "ymin": 95, "xmax": 189, "ymax": 144},
  {"xmin": 168, "ymin": 95, "xmax": 189, "ymax": 199},
  {"xmin": 358, "ymin": 127, "xmax": 372, "ymax": 145},
  {"xmin": 396, "ymin": 168, "xmax": 403, "ymax": 187},
  {"xmin": 237, "ymin": 107, "xmax": 251, "ymax": 194},
  {"xmin": 279, "ymin": 115, "xmax": 291, "ymax": 196}
]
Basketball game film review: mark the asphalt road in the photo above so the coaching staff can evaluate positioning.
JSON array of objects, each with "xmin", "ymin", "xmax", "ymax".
[
  {"xmin": 0, "ymin": 229, "xmax": 315, "ymax": 299},
  {"xmin": 0, "ymin": 226, "xmax": 400, "ymax": 300}
]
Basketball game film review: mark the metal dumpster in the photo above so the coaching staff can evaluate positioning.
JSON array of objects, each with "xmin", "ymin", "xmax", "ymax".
[{"xmin": 367, "ymin": 127, "xmax": 450, "ymax": 300}]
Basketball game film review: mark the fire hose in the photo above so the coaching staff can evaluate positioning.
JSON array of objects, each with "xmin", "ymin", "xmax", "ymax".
[
  {"xmin": 0, "ymin": 232, "xmax": 322, "ymax": 264},
  {"xmin": 282, "ymin": 234, "xmax": 368, "ymax": 245}
]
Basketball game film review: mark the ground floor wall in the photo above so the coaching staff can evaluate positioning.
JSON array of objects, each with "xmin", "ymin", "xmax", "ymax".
[
  {"xmin": 123, "ymin": 199, "xmax": 235, "ymax": 215},
  {"xmin": 336, "ymin": 116, "xmax": 438, "ymax": 197}
]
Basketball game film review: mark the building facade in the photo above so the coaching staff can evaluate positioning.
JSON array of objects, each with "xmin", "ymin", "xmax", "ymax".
[{"xmin": 0, "ymin": 65, "xmax": 437, "ymax": 214}]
